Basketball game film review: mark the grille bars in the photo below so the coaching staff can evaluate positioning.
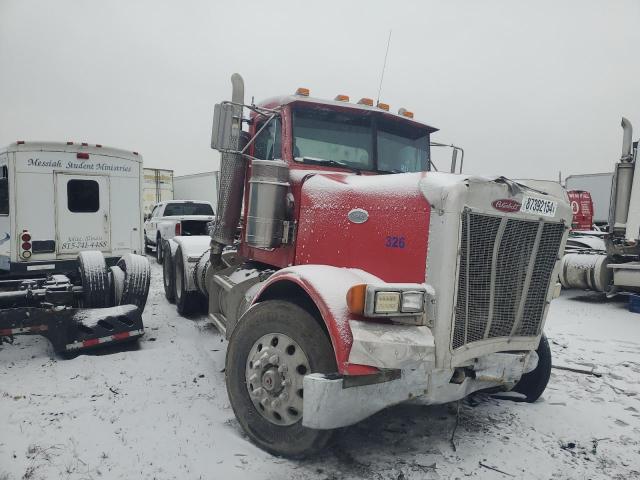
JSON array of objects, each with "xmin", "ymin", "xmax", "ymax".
[
  {"xmin": 483, "ymin": 216, "xmax": 508, "ymax": 340},
  {"xmin": 463, "ymin": 210, "xmax": 471, "ymax": 346},
  {"xmin": 510, "ymin": 218, "xmax": 545, "ymax": 337}
]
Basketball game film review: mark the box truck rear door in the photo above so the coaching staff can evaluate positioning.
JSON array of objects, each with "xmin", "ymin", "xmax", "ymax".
[{"xmin": 55, "ymin": 173, "xmax": 111, "ymax": 255}]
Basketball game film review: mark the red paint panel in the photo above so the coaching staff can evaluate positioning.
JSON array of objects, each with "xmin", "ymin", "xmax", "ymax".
[
  {"xmin": 113, "ymin": 332, "xmax": 131, "ymax": 340},
  {"xmin": 295, "ymin": 172, "xmax": 430, "ymax": 283},
  {"xmin": 83, "ymin": 338, "xmax": 100, "ymax": 347}
]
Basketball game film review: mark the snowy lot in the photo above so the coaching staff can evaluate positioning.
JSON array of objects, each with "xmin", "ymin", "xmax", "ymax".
[{"xmin": 1, "ymin": 262, "xmax": 639, "ymax": 480}]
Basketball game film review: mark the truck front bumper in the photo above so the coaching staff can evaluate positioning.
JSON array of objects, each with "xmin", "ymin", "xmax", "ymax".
[{"xmin": 302, "ymin": 320, "xmax": 536, "ymax": 430}]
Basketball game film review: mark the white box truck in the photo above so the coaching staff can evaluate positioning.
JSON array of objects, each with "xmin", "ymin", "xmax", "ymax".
[
  {"xmin": 173, "ymin": 171, "xmax": 219, "ymax": 211},
  {"xmin": 0, "ymin": 141, "xmax": 145, "ymax": 277},
  {"xmin": 0, "ymin": 141, "xmax": 151, "ymax": 355}
]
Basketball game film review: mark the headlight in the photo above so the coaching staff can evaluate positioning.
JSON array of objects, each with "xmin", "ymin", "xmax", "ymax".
[
  {"xmin": 347, "ymin": 283, "xmax": 427, "ymax": 318},
  {"xmin": 401, "ymin": 291, "xmax": 425, "ymax": 313},
  {"xmin": 374, "ymin": 291, "xmax": 401, "ymax": 313}
]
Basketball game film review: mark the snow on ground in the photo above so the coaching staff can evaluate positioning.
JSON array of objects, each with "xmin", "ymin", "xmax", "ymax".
[{"xmin": 1, "ymin": 262, "xmax": 639, "ymax": 480}]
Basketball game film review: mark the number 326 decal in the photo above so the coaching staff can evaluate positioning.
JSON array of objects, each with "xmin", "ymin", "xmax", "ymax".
[{"xmin": 385, "ymin": 236, "xmax": 406, "ymax": 248}]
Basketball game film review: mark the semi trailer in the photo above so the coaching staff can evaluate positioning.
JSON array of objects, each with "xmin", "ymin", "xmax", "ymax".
[
  {"xmin": 164, "ymin": 74, "xmax": 571, "ymax": 457},
  {"xmin": 561, "ymin": 118, "xmax": 640, "ymax": 294}
]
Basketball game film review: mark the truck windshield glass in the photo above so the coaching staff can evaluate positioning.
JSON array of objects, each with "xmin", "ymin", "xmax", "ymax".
[
  {"xmin": 292, "ymin": 107, "xmax": 430, "ymax": 173},
  {"xmin": 292, "ymin": 108, "xmax": 373, "ymax": 169},
  {"xmin": 164, "ymin": 203, "xmax": 213, "ymax": 216}
]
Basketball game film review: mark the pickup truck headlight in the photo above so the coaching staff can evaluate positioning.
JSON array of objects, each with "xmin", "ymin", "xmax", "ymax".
[{"xmin": 347, "ymin": 283, "xmax": 427, "ymax": 318}]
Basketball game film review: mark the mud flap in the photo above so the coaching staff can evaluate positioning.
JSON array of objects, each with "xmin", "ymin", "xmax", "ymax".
[{"xmin": 0, "ymin": 305, "xmax": 144, "ymax": 354}]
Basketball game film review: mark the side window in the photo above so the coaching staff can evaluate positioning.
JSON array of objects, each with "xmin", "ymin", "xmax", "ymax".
[
  {"xmin": 151, "ymin": 205, "xmax": 160, "ymax": 218},
  {"xmin": 0, "ymin": 166, "xmax": 8, "ymax": 215},
  {"xmin": 253, "ymin": 119, "xmax": 282, "ymax": 160},
  {"xmin": 67, "ymin": 179, "xmax": 99, "ymax": 213}
]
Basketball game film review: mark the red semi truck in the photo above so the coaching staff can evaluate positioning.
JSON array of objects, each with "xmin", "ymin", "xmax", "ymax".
[{"xmin": 163, "ymin": 74, "xmax": 572, "ymax": 457}]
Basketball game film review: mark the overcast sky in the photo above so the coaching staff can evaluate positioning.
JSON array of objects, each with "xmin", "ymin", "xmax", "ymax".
[{"xmin": 1, "ymin": 0, "xmax": 640, "ymax": 180}]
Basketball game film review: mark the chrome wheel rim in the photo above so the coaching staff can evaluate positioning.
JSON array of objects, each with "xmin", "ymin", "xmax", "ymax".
[{"xmin": 245, "ymin": 333, "xmax": 309, "ymax": 426}]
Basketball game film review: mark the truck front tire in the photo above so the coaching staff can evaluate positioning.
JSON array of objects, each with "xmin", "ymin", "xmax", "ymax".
[
  {"xmin": 512, "ymin": 333, "xmax": 552, "ymax": 402},
  {"xmin": 225, "ymin": 300, "xmax": 337, "ymax": 458}
]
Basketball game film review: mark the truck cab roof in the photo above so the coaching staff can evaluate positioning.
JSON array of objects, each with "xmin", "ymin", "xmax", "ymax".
[
  {"xmin": 255, "ymin": 95, "xmax": 439, "ymax": 133},
  {"xmin": 1, "ymin": 141, "xmax": 143, "ymax": 162}
]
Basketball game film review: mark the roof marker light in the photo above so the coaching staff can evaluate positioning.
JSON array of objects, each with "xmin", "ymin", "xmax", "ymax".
[
  {"xmin": 295, "ymin": 87, "xmax": 310, "ymax": 96},
  {"xmin": 96, "ymin": 144, "xmax": 102, "ymax": 148},
  {"xmin": 377, "ymin": 102, "xmax": 390, "ymax": 111},
  {"xmin": 81, "ymin": 142, "xmax": 88, "ymax": 146},
  {"xmin": 398, "ymin": 108, "xmax": 414, "ymax": 119},
  {"xmin": 334, "ymin": 94, "xmax": 350, "ymax": 102},
  {"xmin": 67, "ymin": 141, "xmax": 74, "ymax": 145},
  {"xmin": 357, "ymin": 98, "xmax": 374, "ymax": 106},
  {"xmin": 17, "ymin": 141, "xmax": 25, "ymax": 145}
]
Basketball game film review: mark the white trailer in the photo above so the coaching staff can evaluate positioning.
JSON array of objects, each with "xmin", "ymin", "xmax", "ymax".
[
  {"xmin": 565, "ymin": 172, "xmax": 613, "ymax": 225},
  {"xmin": 143, "ymin": 168, "xmax": 174, "ymax": 216},
  {"xmin": 173, "ymin": 171, "xmax": 219, "ymax": 212},
  {"xmin": 0, "ymin": 141, "xmax": 144, "ymax": 277}
]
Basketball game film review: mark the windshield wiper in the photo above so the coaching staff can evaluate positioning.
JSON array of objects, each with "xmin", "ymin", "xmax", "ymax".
[
  {"xmin": 295, "ymin": 157, "xmax": 362, "ymax": 175},
  {"xmin": 375, "ymin": 168, "xmax": 403, "ymax": 174}
]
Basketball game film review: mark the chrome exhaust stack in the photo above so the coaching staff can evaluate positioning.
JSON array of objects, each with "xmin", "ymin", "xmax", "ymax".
[
  {"xmin": 210, "ymin": 73, "xmax": 247, "ymax": 265},
  {"xmin": 609, "ymin": 117, "xmax": 635, "ymax": 236}
]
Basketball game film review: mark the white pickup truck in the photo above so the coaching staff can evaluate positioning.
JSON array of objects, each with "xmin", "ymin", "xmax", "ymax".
[{"xmin": 144, "ymin": 200, "xmax": 214, "ymax": 263}]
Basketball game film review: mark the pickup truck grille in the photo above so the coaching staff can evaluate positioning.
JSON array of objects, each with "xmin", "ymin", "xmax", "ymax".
[{"xmin": 452, "ymin": 211, "xmax": 565, "ymax": 350}]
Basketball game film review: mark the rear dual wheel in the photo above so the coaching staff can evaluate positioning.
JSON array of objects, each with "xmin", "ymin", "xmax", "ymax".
[
  {"xmin": 173, "ymin": 246, "xmax": 201, "ymax": 315},
  {"xmin": 78, "ymin": 251, "xmax": 151, "ymax": 312},
  {"xmin": 226, "ymin": 300, "xmax": 336, "ymax": 458}
]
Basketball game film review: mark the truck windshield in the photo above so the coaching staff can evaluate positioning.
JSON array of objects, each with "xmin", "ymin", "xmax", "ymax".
[
  {"xmin": 292, "ymin": 107, "xmax": 431, "ymax": 173},
  {"xmin": 164, "ymin": 203, "xmax": 213, "ymax": 216}
]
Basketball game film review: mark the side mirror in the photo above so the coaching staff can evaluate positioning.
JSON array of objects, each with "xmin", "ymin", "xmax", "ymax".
[{"xmin": 211, "ymin": 102, "xmax": 237, "ymax": 152}]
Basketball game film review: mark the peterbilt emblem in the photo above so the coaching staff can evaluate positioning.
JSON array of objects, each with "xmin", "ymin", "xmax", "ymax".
[
  {"xmin": 492, "ymin": 199, "xmax": 521, "ymax": 213},
  {"xmin": 348, "ymin": 208, "xmax": 369, "ymax": 224}
]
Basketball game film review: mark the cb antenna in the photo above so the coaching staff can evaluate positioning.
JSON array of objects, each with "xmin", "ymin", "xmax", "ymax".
[{"xmin": 376, "ymin": 29, "xmax": 392, "ymax": 105}]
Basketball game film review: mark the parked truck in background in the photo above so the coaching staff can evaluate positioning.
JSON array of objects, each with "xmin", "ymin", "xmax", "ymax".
[
  {"xmin": 174, "ymin": 171, "xmax": 219, "ymax": 212},
  {"xmin": 562, "ymin": 118, "xmax": 640, "ymax": 294},
  {"xmin": 144, "ymin": 200, "xmax": 214, "ymax": 263},
  {"xmin": 565, "ymin": 172, "xmax": 613, "ymax": 227},
  {"xmin": 164, "ymin": 74, "xmax": 571, "ymax": 457},
  {"xmin": 143, "ymin": 168, "xmax": 173, "ymax": 216},
  {"xmin": 0, "ymin": 141, "xmax": 151, "ymax": 355},
  {"xmin": 0, "ymin": 142, "xmax": 145, "ymax": 276}
]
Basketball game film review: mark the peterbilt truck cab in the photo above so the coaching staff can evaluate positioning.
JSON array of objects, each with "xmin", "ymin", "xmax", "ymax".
[{"xmin": 165, "ymin": 74, "xmax": 572, "ymax": 457}]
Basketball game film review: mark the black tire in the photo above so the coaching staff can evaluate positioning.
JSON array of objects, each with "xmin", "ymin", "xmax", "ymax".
[
  {"xmin": 156, "ymin": 235, "xmax": 163, "ymax": 264},
  {"xmin": 162, "ymin": 241, "xmax": 176, "ymax": 303},
  {"xmin": 513, "ymin": 333, "xmax": 552, "ymax": 403},
  {"xmin": 174, "ymin": 246, "xmax": 200, "ymax": 315},
  {"xmin": 116, "ymin": 253, "xmax": 151, "ymax": 311},
  {"xmin": 144, "ymin": 233, "xmax": 152, "ymax": 253},
  {"xmin": 77, "ymin": 251, "xmax": 110, "ymax": 308},
  {"xmin": 226, "ymin": 300, "xmax": 337, "ymax": 458}
]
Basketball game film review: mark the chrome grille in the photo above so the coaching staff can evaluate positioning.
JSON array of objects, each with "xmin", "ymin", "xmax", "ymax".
[{"xmin": 452, "ymin": 212, "xmax": 565, "ymax": 350}]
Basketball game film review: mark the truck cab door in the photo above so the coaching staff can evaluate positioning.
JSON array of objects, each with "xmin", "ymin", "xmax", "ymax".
[{"xmin": 55, "ymin": 173, "xmax": 111, "ymax": 255}]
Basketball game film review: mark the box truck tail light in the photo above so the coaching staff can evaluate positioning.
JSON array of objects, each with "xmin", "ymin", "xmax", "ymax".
[
  {"xmin": 20, "ymin": 230, "xmax": 32, "ymax": 259},
  {"xmin": 175, "ymin": 223, "xmax": 181, "ymax": 236},
  {"xmin": 77, "ymin": 153, "xmax": 90, "ymax": 159}
]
